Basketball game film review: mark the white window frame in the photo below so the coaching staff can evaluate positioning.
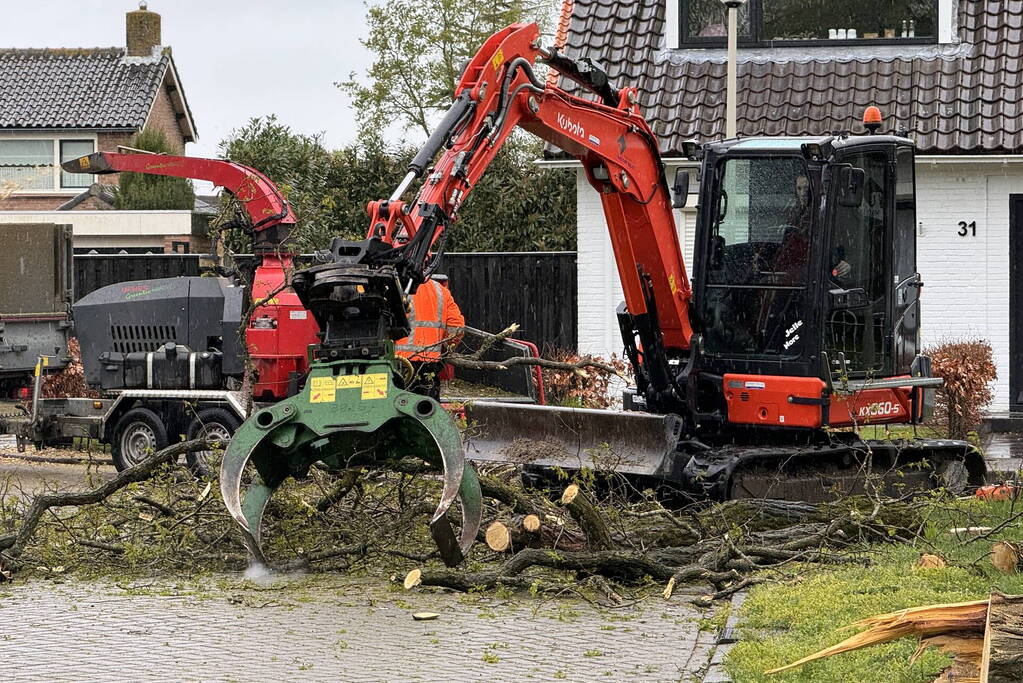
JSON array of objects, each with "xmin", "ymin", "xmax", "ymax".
[{"xmin": 0, "ymin": 132, "xmax": 98, "ymax": 195}]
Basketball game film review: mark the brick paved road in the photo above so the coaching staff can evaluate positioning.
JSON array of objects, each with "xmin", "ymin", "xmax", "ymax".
[
  {"xmin": 0, "ymin": 443, "xmax": 727, "ymax": 682},
  {"xmin": 0, "ymin": 575, "xmax": 722, "ymax": 682}
]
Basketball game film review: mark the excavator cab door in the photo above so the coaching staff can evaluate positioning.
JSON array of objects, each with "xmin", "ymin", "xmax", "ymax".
[{"xmin": 824, "ymin": 140, "xmax": 918, "ymax": 380}]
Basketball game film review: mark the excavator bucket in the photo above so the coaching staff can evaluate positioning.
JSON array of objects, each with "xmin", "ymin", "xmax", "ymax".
[
  {"xmin": 463, "ymin": 401, "xmax": 684, "ymax": 477},
  {"xmin": 220, "ymin": 359, "xmax": 482, "ymax": 568}
]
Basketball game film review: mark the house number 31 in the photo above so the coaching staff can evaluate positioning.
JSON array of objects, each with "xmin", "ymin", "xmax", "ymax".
[{"xmin": 957, "ymin": 220, "xmax": 977, "ymax": 237}]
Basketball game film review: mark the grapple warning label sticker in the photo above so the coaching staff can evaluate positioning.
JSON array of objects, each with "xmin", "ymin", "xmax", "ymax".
[
  {"xmin": 360, "ymin": 373, "xmax": 388, "ymax": 400},
  {"xmin": 336, "ymin": 375, "xmax": 362, "ymax": 389},
  {"xmin": 309, "ymin": 376, "xmax": 336, "ymax": 403}
]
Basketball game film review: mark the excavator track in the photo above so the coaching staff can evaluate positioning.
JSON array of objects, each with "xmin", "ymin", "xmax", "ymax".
[{"xmin": 683, "ymin": 438, "xmax": 987, "ymax": 503}]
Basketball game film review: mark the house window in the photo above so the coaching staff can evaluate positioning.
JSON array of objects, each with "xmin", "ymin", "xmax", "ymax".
[
  {"xmin": 681, "ymin": 0, "xmax": 937, "ymax": 47},
  {"xmin": 0, "ymin": 140, "xmax": 54, "ymax": 190},
  {"xmin": 60, "ymin": 140, "xmax": 95, "ymax": 188},
  {"xmin": 0, "ymin": 138, "xmax": 95, "ymax": 191}
]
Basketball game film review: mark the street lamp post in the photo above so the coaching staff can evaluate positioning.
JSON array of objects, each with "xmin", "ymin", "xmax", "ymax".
[{"xmin": 721, "ymin": 0, "xmax": 746, "ymax": 138}]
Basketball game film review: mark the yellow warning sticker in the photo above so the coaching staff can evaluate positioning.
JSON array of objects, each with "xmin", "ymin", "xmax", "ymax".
[
  {"xmin": 491, "ymin": 48, "xmax": 504, "ymax": 71},
  {"xmin": 309, "ymin": 376, "xmax": 336, "ymax": 403},
  {"xmin": 361, "ymin": 373, "xmax": 388, "ymax": 400},
  {"xmin": 336, "ymin": 375, "xmax": 362, "ymax": 389}
]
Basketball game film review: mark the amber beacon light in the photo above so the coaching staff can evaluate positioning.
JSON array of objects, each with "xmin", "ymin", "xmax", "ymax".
[{"xmin": 863, "ymin": 106, "xmax": 883, "ymax": 134}]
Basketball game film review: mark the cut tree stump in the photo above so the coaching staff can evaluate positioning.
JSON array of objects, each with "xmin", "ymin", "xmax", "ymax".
[
  {"xmin": 991, "ymin": 541, "xmax": 1021, "ymax": 575},
  {"xmin": 560, "ymin": 484, "xmax": 614, "ymax": 551},
  {"xmin": 981, "ymin": 592, "xmax": 1023, "ymax": 682}
]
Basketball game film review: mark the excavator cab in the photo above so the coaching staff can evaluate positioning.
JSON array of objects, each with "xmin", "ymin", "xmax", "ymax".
[{"xmin": 689, "ymin": 134, "xmax": 926, "ymax": 425}]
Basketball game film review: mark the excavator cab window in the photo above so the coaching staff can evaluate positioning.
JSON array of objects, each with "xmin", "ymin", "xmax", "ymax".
[{"xmin": 701, "ymin": 156, "xmax": 813, "ymax": 359}]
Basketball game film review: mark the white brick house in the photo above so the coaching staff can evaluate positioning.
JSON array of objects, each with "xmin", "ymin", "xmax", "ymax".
[{"xmin": 553, "ymin": 0, "xmax": 1023, "ymax": 410}]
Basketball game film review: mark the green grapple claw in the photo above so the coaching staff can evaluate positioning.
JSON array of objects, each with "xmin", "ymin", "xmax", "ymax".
[{"xmin": 220, "ymin": 358, "xmax": 482, "ymax": 568}]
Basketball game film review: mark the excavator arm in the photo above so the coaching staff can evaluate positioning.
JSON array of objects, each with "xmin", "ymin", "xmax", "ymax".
[{"xmin": 367, "ymin": 22, "xmax": 692, "ymax": 407}]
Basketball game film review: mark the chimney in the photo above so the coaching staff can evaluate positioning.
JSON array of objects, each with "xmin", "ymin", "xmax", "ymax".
[{"xmin": 126, "ymin": 2, "xmax": 161, "ymax": 57}]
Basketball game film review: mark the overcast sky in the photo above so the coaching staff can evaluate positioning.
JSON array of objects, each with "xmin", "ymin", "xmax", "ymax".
[{"xmin": 6, "ymin": 0, "xmax": 375, "ymax": 158}]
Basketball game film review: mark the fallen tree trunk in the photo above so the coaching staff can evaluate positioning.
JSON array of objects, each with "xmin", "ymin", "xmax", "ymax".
[
  {"xmin": 766, "ymin": 599, "xmax": 990, "ymax": 675},
  {"xmin": 981, "ymin": 592, "xmax": 1023, "ymax": 683},
  {"xmin": 561, "ymin": 484, "xmax": 614, "ymax": 551},
  {"xmin": 766, "ymin": 593, "xmax": 1023, "ymax": 681}
]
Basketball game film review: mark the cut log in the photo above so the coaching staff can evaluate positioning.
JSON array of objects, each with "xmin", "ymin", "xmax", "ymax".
[
  {"xmin": 980, "ymin": 592, "xmax": 1023, "ymax": 682},
  {"xmin": 990, "ymin": 541, "xmax": 1021, "ymax": 575},
  {"xmin": 485, "ymin": 521, "xmax": 512, "ymax": 552},
  {"xmin": 403, "ymin": 568, "xmax": 422, "ymax": 590},
  {"xmin": 917, "ymin": 553, "xmax": 947, "ymax": 569},
  {"xmin": 560, "ymin": 484, "xmax": 614, "ymax": 551},
  {"xmin": 522, "ymin": 514, "xmax": 541, "ymax": 533}
]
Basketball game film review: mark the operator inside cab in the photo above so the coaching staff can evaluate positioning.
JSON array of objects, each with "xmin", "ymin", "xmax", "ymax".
[{"xmin": 396, "ymin": 274, "xmax": 465, "ymax": 400}]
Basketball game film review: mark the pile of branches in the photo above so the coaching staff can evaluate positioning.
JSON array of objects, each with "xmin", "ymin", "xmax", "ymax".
[
  {"xmin": 0, "ymin": 440, "xmax": 925, "ymax": 603},
  {"xmin": 404, "ymin": 469, "xmax": 925, "ymax": 604}
]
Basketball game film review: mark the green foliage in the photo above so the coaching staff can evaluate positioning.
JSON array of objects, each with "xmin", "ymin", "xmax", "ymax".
[
  {"xmin": 342, "ymin": 0, "xmax": 549, "ymax": 137},
  {"xmin": 114, "ymin": 129, "xmax": 195, "ymax": 210},
  {"xmin": 449, "ymin": 137, "xmax": 575, "ymax": 252},
  {"xmin": 218, "ymin": 118, "xmax": 575, "ymax": 253}
]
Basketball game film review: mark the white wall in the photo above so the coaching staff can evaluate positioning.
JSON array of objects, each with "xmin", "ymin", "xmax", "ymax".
[
  {"xmin": 575, "ymin": 160, "xmax": 1023, "ymax": 409},
  {"xmin": 915, "ymin": 161, "xmax": 1023, "ymax": 409},
  {"xmin": 0, "ymin": 210, "xmax": 193, "ymax": 250},
  {"xmin": 575, "ymin": 167, "xmax": 696, "ymax": 359}
]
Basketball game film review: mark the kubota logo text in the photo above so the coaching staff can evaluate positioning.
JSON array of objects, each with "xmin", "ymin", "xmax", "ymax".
[{"xmin": 557, "ymin": 113, "xmax": 585, "ymax": 139}]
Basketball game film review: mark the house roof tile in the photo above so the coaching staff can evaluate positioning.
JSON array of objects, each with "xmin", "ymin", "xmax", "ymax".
[
  {"xmin": 0, "ymin": 47, "xmax": 170, "ymax": 132},
  {"xmin": 556, "ymin": 0, "xmax": 1023, "ymax": 155}
]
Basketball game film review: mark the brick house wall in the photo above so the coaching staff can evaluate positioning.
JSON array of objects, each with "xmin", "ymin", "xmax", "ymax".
[
  {"xmin": 574, "ymin": 160, "xmax": 1023, "ymax": 410},
  {"xmin": 145, "ymin": 87, "xmax": 185, "ymax": 153}
]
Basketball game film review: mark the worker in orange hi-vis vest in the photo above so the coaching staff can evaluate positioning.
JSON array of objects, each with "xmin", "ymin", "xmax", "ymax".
[{"xmin": 395, "ymin": 275, "xmax": 465, "ymax": 400}]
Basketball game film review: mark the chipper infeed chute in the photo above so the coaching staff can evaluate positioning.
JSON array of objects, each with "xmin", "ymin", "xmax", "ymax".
[
  {"xmin": 464, "ymin": 401, "xmax": 685, "ymax": 477},
  {"xmin": 220, "ymin": 244, "xmax": 482, "ymax": 568}
]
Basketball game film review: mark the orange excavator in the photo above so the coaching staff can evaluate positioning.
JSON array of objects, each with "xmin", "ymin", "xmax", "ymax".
[
  {"xmin": 354, "ymin": 21, "xmax": 985, "ymax": 502},
  {"xmin": 63, "ymin": 22, "xmax": 985, "ymax": 566}
]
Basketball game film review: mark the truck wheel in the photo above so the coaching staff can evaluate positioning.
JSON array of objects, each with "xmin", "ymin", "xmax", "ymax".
[
  {"xmin": 186, "ymin": 407, "xmax": 240, "ymax": 478},
  {"xmin": 111, "ymin": 408, "xmax": 170, "ymax": 472}
]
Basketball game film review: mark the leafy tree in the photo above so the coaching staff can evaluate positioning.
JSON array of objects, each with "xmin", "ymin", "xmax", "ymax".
[
  {"xmin": 450, "ymin": 136, "xmax": 575, "ymax": 252},
  {"xmin": 217, "ymin": 0, "xmax": 576, "ymax": 254},
  {"xmin": 341, "ymin": 0, "xmax": 548, "ymax": 137},
  {"xmin": 218, "ymin": 115, "xmax": 334, "ymax": 251},
  {"xmin": 218, "ymin": 119, "xmax": 575, "ymax": 253},
  {"xmin": 114, "ymin": 129, "xmax": 195, "ymax": 210},
  {"xmin": 338, "ymin": 0, "xmax": 575, "ymax": 251}
]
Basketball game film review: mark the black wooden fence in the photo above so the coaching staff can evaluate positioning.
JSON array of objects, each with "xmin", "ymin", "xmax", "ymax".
[
  {"xmin": 72, "ymin": 252, "xmax": 577, "ymax": 352},
  {"xmin": 437, "ymin": 252, "xmax": 576, "ymax": 353}
]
